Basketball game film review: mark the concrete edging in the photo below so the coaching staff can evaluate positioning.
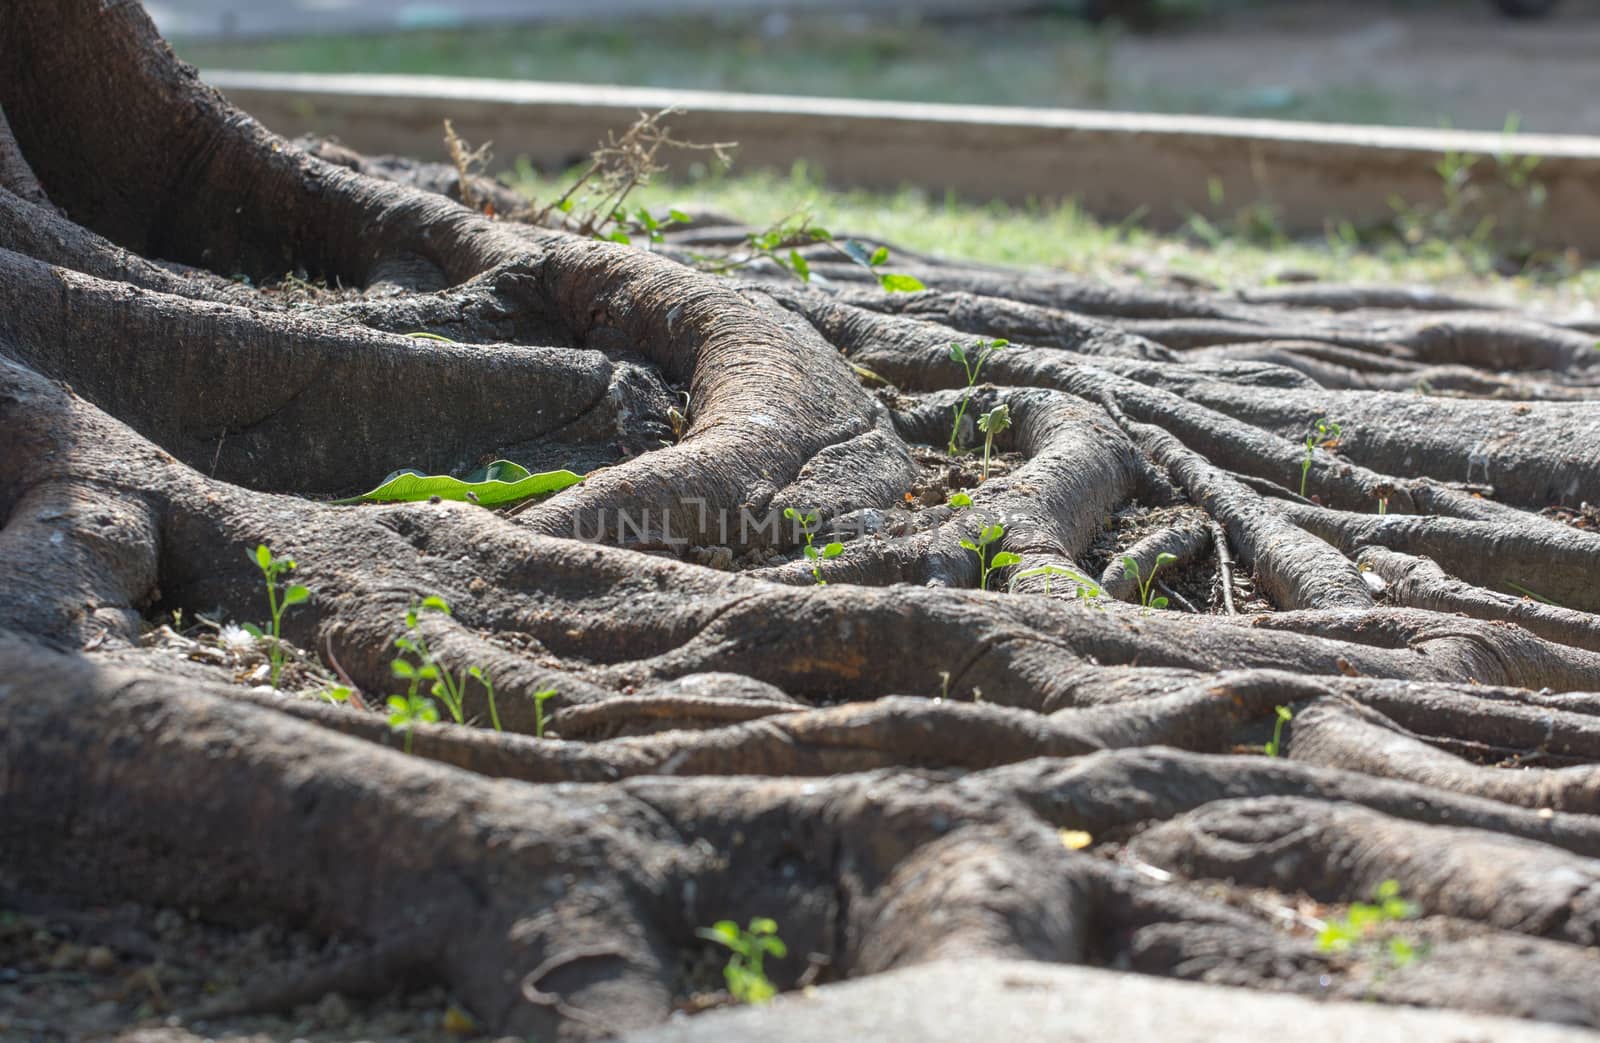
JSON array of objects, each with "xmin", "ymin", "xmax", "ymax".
[{"xmin": 208, "ymin": 71, "xmax": 1600, "ymax": 251}]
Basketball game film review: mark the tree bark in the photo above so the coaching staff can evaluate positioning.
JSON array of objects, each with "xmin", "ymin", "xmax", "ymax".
[{"xmin": 3, "ymin": 2, "xmax": 1600, "ymax": 1038}]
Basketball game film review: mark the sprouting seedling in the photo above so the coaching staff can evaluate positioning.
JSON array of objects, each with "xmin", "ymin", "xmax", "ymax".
[
  {"xmin": 947, "ymin": 338, "xmax": 1008, "ymax": 455},
  {"xmin": 1263, "ymin": 705, "xmax": 1293, "ymax": 757},
  {"xmin": 1008, "ymin": 565, "xmax": 1103, "ymax": 606},
  {"xmin": 1300, "ymin": 417, "xmax": 1343, "ymax": 497},
  {"xmin": 947, "ymin": 492, "xmax": 973, "ymax": 509},
  {"xmin": 532, "ymin": 687, "xmax": 557, "ymax": 738},
  {"xmin": 1317, "ymin": 879, "xmax": 1421, "ymax": 967},
  {"xmin": 961, "ymin": 523, "xmax": 1022, "ymax": 591},
  {"xmin": 242, "ymin": 543, "xmax": 309, "ymax": 690},
  {"xmin": 386, "ymin": 692, "xmax": 439, "ymax": 755},
  {"xmin": 976, "ymin": 403, "xmax": 1011, "ymax": 482},
  {"xmin": 696, "ymin": 918, "xmax": 787, "ymax": 1005},
  {"xmin": 1121, "ymin": 551, "xmax": 1178, "ymax": 610},
  {"xmin": 392, "ymin": 596, "xmax": 500, "ymax": 732},
  {"xmin": 784, "ymin": 507, "xmax": 843, "ymax": 585}
]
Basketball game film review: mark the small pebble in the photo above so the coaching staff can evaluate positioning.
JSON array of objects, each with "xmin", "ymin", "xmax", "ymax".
[{"xmin": 85, "ymin": 946, "xmax": 116, "ymax": 973}]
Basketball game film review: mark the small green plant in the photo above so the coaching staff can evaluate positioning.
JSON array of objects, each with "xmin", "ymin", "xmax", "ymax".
[
  {"xmin": 317, "ymin": 685, "xmax": 352, "ymax": 705},
  {"xmin": 1317, "ymin": 879, "xmax": 1421, "ymax": 967},
  {"xmin": 697, "ymin": 917, "xmax": 787, "ymax": 1005},
  {"xmin": 784, "ymin": 507, "xmax": 843, "ymax": 585},
  {"xmin": 1122, "ymin": 551, "xmax": 1177, "ymax": 610},
  {"xmin": 532, "ymin": 687, "xmax": 557, "ymax": 739},
  {"xmin": 962, "ymin": 523, "xmax": 1022, "ymax": 591},
  {"xmin": 386, "ymin": 692, "xmax": 439, "ymax": 755},
  {"xmin": 976, "ymin": 403, "xmax": 1011, "ymax": 482},
  {"xmin": 1262, "ymin": 705, "xmax": 1293, "ymax": 757},
  {"xmin": 947, "ymin": 338, "xmax": 1008, "ymax": 454},
  {"xmin": 1008, "ymin": 564, "xmax": 1103, "ymax": 605},
  {"xmin": 242, "ymin": 544, "xmax": 309, "ymax": 690},
  {"xmin": 1299, "ymin": 418, "xmax": 1343, "ymax": 497},
  {"xmin": 390, "ymin": 596, "xmax": 501, "ymax": 734}
]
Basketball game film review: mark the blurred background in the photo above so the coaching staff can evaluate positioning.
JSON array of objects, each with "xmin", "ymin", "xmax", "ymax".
[
  {"xmin": 155, "ymin": 1, "xmax": 1600, "ymax": 309},
  {"xmin": 160, "ymin": 1, "xmax": 1600, "ymax": 132}
]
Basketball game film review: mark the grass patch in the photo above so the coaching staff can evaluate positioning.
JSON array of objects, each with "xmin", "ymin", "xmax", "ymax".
[{"xmin": 507, "ymin": 161, "xmax": 1600, "ymax": 311}]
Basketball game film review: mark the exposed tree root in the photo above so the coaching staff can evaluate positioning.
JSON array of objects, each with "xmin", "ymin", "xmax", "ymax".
[{"xmin": 5, "ymin": 2, "xmax": 1600, "ymax": 1038}]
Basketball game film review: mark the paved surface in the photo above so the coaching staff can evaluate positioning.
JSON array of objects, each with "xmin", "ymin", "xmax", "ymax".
[
  {"xmin": 146, "ymin": 0, "xmax": 1031, "ymax": 40},
  {"xmin": 622, "ymin": 959, "xmax": 1600, "ymax": 1043}
]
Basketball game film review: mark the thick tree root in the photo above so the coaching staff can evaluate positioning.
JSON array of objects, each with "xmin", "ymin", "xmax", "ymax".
[{"xmin": 5, "ymin": 2, "xmax": 1600, "ymax": 1037}]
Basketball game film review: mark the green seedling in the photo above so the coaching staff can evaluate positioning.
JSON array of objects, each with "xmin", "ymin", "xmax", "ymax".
[
  {"xmin": 242, "ymin": 543, "xmax": 309, "ymax": 690},
  {"xmin": 1008, "ymin": 565, "xmax": 1103, "ymax": 605},
  {"xmin": 532, "ymin": 687, "xmax": 557, "ymax": 739},
  {"xmin": 977, "ymin": 403, "xmax": 1011, "ymax": 482},
  {"xmin": 962, "ymin": 523, "xmax": 1022, "ymax": 591},
  {"xmin": 1263, "ymin": 705, "xmax": 1293, "ymax": 757},
  {"xmin": 1300, "ymin": 418, "xmax": 1343, "ymax": 497},
  {"xmin": 946, "ymin": 338, "xmax": 1007, "ymax": 455},
  {"xmin": 784, "ymin": 507, "xmax": 843, "ymax": 585},
  {"xmin": 947, "ymin": 492, "xmax": 973, "ymax": 509},
  {"xmin": 386, "ymin": 692, "xmax": 439, "ymax": 755},
  {"xmin": 697, "ymin": 918, "xmax": 787, "ymax": 1005},
  {"xmin": 1121, "ymin": 551, "xmax": 1178, "ymax": 610},
  {"xmin": 318, "ymin": 685, "xmax": 352, "ymax": 705},
  {"xmin": 1317, "ymin": 879, "xmax": 1421, "ymax": 967},
  {"xmin": 391, "ymin": 596, "xmax": 500, "ymax": 733}
]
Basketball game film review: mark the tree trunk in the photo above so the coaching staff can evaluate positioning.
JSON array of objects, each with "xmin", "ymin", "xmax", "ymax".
[{"xmin": 3, "ymin": 3, "xmax": 1600, "ymax": 1038}]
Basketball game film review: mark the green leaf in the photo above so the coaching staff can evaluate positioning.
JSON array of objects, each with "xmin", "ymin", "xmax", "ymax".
[
  {"xmin": 949, "ymin": 342, "xmax": 967, "ymax": 363},
  {"xmin": 386, "ymin": 695, "xmax": 409, "ymax": 713},
  {"xmin": 947, "ymin": 492, "xmax": 973, "ymax": 508},
  {"xmin": 239, "ymin": 622, "xmax": 264, "ymax": 638},
  {"xmin": 959, "ymin": 540, "xmax": 979, "ymax": 552},
  {"xmin": 637, "ymin": 208, "xmax": 659, "ymax": 231},
  {"xmin": 1275, "ymin": 705, "xmax": 1294, "ymax": 722},
  {"xmin": 803, "ymin": 545, "xmax": 818, "ymax": 560},
  {"xmin": 980, "ymin": 524, "xmax": 1004, "ymax": 545},
  {"xmin": 1154, "ymin": 552, "xmax": 1178, "ymax": 569},
  {"xmin": 468, "ymin": 666, "xmax": 484, "ymax": 680},
  {"xmin": 1151, "ymin": 596, "xmax": 1169, "ymax": 609},
  {"xmin": 282, "ymin": 585, "xmax": 310, "ymax": 606},
  {"xmin": 418, "ymin": 701, "xmax": 440, "ymax": 724},
  {"xmin": 869, "ymin": 246, "xmax": 889, "ymax": 267},
  {"xmin": 789, "ymin": 249, "xmax": 811, "ymax": 282},
  {"xmin": 879, "ymin": 273, "xmax": 926, "ymax": 293},
  {"xmin": 668, "ymin": 208, "xmax": 692, "ymax": 224},
  {"xmin": 420, "ymin": 595, "xmax": 451, "ymax": 615},
  {"xmin": 783, "ymin": 507, "xmax": 798, "ymax": 519},
  {"xmin": 392, "ymin": 659, "xmax": 416, "ymax": 679},
  {"xmin": 1120, "ymin": 555, "xmax": 1140, "ymax": 579},
  {"xmin": 255, "ymin": 544, "xmax": 272, "ymax": 570},
  {"xmin": 989, "ymin": 552, "xmax": 1022, "ymax": 568},
  {"xmin": 749, "ymin": 917, "xmax": 779, "ymax": 935},
  {"xmin": 822, "ymin": 542, "xmax": 844, "ymax": 558},
  {"xmin": 335, "ymin": 462, "xmax": 583, "ymax": 507}
]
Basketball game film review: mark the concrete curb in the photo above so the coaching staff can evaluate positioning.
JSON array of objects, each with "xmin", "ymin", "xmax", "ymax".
[
  {"xmin": 620, "ymin": 958, "xmax": 1600, "ymax": 1043},
  {"xmin": 208, "ymin": 71, "xmax": 1600, "ymax": 251}
]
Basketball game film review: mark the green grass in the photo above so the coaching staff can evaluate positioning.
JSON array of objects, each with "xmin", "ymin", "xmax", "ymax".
[{"xmin": 507, "ymin": 161, "xmax": 1600, "ymax": 311}]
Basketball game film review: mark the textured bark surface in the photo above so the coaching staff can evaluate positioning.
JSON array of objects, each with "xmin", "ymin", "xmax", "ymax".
[{"xmin": 4, "ymin": 3, "xmax": 1600, "ymax": 1040}]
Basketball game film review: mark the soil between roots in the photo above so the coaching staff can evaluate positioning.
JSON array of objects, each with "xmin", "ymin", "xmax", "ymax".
[{"xmin": 5, "ymin": 3, "xmax": 1600, "ymax": 1041}]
